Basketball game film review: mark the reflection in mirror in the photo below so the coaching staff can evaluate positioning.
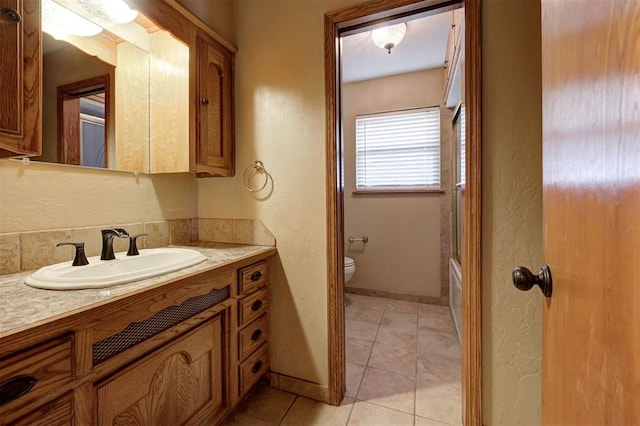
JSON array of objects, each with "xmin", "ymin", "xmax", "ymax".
[
  {"xmin": 57, "ymin": 75, "xmax": 109, "ymax": 167},
  {"xmin": 36, "ymin": 0, "xmax": 189, "ymax": 174}
]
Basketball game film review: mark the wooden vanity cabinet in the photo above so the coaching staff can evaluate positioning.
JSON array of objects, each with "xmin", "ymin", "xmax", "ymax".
[
  {"xmin": 0, "ymin": 252, "xmax": 274, "ymax": 425},
  {"xmin": 96, "ymin": 318, "xmax": 224, "ymax": 426},
  {"xmin": 235, "ymin": 260, "xmax": 270, "ymax": 400},
  {"xmin": 0, "ymin": 335, "xmax": 73, "ymax": 425},
  {"xmin": 0, "ymin": 0, "xmax": 41, "ymax": 158}
]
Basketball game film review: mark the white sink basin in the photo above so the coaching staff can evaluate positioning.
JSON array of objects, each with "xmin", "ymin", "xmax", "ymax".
[{"xmin": 25, "ymin": 248, "xmax": 207, "ymax": 290}]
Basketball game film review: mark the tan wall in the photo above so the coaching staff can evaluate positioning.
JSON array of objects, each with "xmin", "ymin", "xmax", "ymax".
[
  {"xmin": 482, "ymin": 0, "xmax": 543, "ymax": 424},
  {"xmin": 197, "ymin": 0, "xmax": 362, "ymax": 388},
  {"xmin": 0, "ymin": 160, "xmax": 196, "ymax": 233},
  {"xmin": 342, "ymin": 69, "xmax": 450, "ymax": 299}
]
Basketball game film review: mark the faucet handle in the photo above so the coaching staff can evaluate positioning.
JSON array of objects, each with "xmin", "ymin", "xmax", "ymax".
[
  {"xmin": 127, "ymin": 234, "xmax": 148, "ymax": 256},
  {"xmin": 56, "ymin": 242, "xmax": 89, "ymax": 266}
]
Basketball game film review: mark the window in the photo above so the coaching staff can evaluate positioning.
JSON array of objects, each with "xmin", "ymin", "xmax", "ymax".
[{"xmin": 355, "ymin": 107, "xmax": 441, "ymax": 191}]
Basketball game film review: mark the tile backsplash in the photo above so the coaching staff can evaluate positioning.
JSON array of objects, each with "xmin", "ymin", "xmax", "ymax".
[{"xmin": 0, "ymin": 218, "xmax": 275, "ymax": 275}]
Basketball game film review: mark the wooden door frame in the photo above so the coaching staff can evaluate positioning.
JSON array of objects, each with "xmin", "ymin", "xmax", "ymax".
[
  {"xmin": 324, "ymin": 1, "xmax": 482, "ymax": 424},
  {"xmin": 57, "ymin": 74, "xmax": 110, "ymax": 167}
]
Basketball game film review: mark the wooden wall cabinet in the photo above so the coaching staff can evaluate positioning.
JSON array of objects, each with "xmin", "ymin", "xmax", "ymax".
[
  {"xmin": 195, "ymin": 30, "xmax": 235, "ymax": 177},
  {"xmin": 128, "ymin": 0, "xmax": 237, "ymax": 178},
  {"xmin": 0, "ymin": 252, "xmax": 274, "ymax": 425},
  {"xmin": 0, "ymin": 0, "xmax": 236, "ymax": 175},
  {"xmin": 0, "ymin": 0, "xmax": 41, "ymax": 158}
]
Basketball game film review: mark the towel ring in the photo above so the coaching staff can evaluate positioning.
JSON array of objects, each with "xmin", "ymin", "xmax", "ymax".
[{"xmin": 243, "ymin": 161, "xmax": 269, "ymax": 192}]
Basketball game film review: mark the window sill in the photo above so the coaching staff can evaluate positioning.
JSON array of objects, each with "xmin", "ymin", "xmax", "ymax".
[{"xmin": 352, "ymin": 189, "xmax": 445, "ymax": 195}]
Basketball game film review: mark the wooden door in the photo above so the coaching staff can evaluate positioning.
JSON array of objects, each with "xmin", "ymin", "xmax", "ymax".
[
  {"xmin": 541, "ymin": 0, "xmax": 640, "ymax": 423},
  {"xmin": 0, "ymin": 0, "xmax": 40, "ymax": 157},
  {"xmin": 96, "ymin": 319, "xmax": 225, "ymax": 426}
]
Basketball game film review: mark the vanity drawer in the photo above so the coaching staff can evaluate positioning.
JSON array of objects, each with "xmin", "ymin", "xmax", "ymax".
[
  {"xmin": 239, "ymin": 260, "xmax": 268, "ymax": 294},
  {"xmin": 238, "ymin": 314, "xmax": 269, "ymax": 360},
  {"xmin": 238, "ymin": 343, "xmax": 268, "ymax": 396},
  {"xmin": 0, "ymin": 335, "xmax": 73, "ymax": 416},
  {"xmin": 238, "ymin": 287, "xmax": 269, "ymax": 327}
]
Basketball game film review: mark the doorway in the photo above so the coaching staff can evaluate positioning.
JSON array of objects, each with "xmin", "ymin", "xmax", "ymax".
[
  {"xmin": 57, "ymin": 75, "xmax": 110, "ymax": 168},
  {"xmin": 324, "ymin": 1, "xmax": 482, "ymax": 424}
]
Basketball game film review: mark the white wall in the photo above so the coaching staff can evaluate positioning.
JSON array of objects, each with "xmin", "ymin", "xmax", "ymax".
[{"xmin": 342, "ymin": 69, "xmax": 450, "ymax": 299}]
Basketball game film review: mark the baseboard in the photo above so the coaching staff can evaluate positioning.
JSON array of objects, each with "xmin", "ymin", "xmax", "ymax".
[
  {"xmin": 270, "ymin": 372, "xmax": 330, "ymax": 403},
  {"xmin": 345, "ymin": 286, "xmax": 446, "ymax": 305}
]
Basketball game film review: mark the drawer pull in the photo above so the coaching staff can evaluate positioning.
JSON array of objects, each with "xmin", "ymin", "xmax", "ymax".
[
  {"xmin": 251, "ymin": 329, "xmax": 263, "ymax": 341},
  {"xmin": 250, "ymin": 271, "xmax": 262, "ymax": 281},
  {"xmin": 251, "ymin": 300, "xmax": 263, "ymax": 311},
  {"xmin": 252, "ymin": 360, "xmax": 264, "ymax": 374},
  {"xmin": 0, "ymin": 375, "xmax": 37, "ymax": 406}
]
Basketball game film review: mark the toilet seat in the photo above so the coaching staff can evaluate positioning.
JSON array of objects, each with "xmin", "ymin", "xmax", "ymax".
[{"xmin": 344, "ymin": 257, "xmax": 354, "ymax": 267}]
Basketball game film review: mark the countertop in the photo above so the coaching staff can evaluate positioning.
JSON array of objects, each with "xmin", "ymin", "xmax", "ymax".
[{"xmin": 0, "ymin": 243, "xmax": 276, "ymax": 337}]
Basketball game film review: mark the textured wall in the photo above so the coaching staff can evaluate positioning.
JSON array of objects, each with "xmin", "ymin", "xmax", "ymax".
[
  {"xmin": 481, "ymin": 0, "xmax": 543, "ymax": 424},
  {"xmin": 197, "ymin": 0, "xmax": 361, "ymax": 387},
  {"xmin": 0, "ymin": 160, "xmax": 197, "ymax": 233},
  {"xmin": 342, "ymin": 69, "xmax": 449, "ymax": 299}
]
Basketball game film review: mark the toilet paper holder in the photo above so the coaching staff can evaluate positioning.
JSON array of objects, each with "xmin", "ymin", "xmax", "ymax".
[{"xmin": 348, "ymin": 236, "xmax": 369, "ymax": 243}]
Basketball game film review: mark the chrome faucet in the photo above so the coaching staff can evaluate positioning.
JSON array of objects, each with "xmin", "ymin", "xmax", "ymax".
[{"xmin": 101, "ymin": 228, "xmax": 129, "ymax": 260}]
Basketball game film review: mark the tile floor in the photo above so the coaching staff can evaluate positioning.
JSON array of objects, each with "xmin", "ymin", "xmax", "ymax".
[{"xmin": 223, "ymin": 294, "xmax": 462, "ymax": 425}]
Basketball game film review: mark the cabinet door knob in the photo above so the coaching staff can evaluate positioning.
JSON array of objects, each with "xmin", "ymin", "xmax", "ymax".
[
  {"xmin": 251, "ymin": 329, "xmax": 263, "ymax": 341},
  {"xmin": 250, "ymin": 271, "xmax": 262, "ymax": 281},
  {"xmin": 251, "ymin": 300, "xmax": 263, "ymax": 311},
  {"xmin": 252, "ymin": 360, "xmax": 264, "ymax": 374},
  {"xmin": 201, "ymin": 98, "xmax": 209, "ymax": 105},
  {"xmin": 1, "ymin": 7, "xmax": 22, "ymax": 23},
  {"xmin": 0, "ymin": 375, "xmax": 37, "ymax": 406},
  {"xmin": 512, "ymin": 265, "xmax": 552, "ymax": 297}
]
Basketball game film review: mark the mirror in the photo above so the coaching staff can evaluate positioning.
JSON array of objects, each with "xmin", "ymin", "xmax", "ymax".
[{"xmin": 35, "ymin": 0, "xmax": 189, "ymax": 174}]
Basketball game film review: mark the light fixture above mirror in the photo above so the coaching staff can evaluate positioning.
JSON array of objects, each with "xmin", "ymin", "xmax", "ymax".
[
  {"xmin": 42, "ymin": 0, "xmax": 139, "ymax": 39},
  {"xmin": 371, "ymin": 22, "xmax": 407, "ymax": 54},
  {"xmin": 42, "ymin": 0, "xmax": 102, "ymax": 37},
  {"xmin": 74, "ymin": 0, "xmax": 138, "ymax": 24}
]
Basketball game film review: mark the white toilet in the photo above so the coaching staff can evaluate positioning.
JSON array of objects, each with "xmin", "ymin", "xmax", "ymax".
[{"xmin": 344, "ymin": 257, "xmax": 356, "ymax": 283}]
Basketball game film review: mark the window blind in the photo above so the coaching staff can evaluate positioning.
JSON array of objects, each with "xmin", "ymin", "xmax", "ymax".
[{"xmin": 356, "ymin": 107, "xmax": 441, "ymax": 190}]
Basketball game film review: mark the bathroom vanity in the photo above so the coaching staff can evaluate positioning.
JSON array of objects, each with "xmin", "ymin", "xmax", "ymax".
[{"xmin": 0, "ymin": 244, "xmax": 275, "ymax": 425}]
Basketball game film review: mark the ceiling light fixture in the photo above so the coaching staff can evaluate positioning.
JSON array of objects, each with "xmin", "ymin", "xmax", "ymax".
[{"xmin": 371, "ymin": 22, "xmax": 407, "ymax": 54}]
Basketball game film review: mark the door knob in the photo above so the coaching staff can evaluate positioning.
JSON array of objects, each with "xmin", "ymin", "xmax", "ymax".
[{"xmin": 512, "ymin": 265, "xmax": 552, "ymax": 297}]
